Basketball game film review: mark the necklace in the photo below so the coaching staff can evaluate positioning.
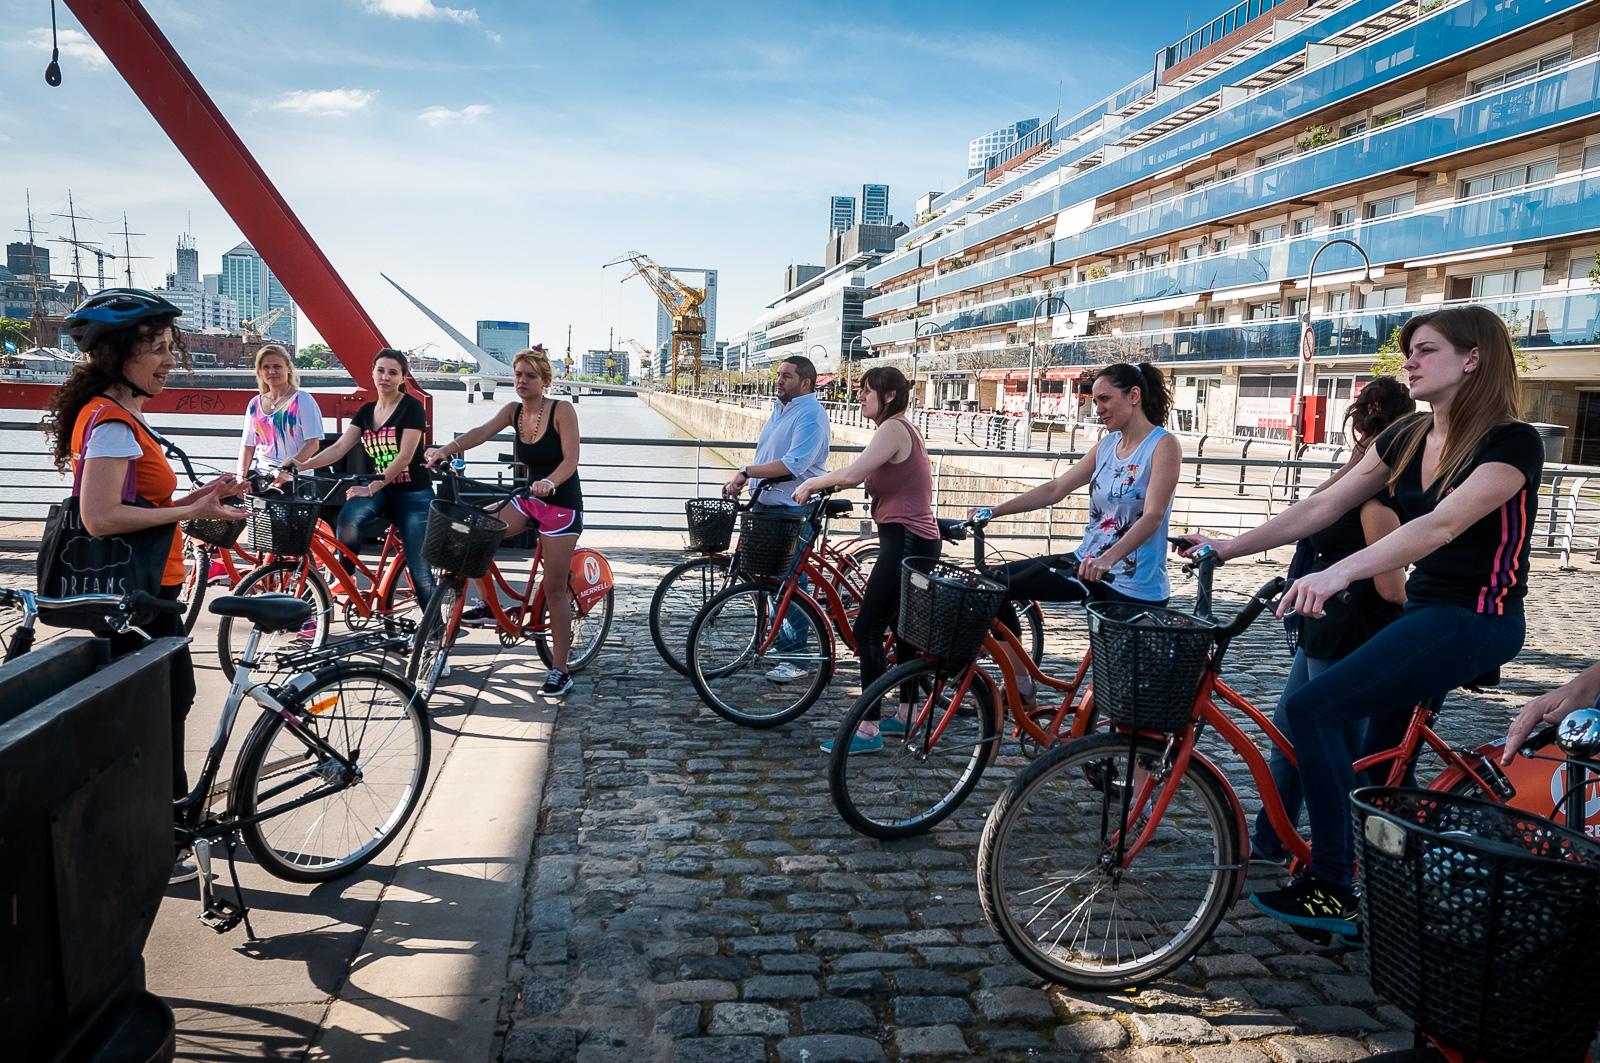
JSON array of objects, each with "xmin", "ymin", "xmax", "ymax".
[{"xmin": 261, "ymin": 388, "xmax": 295, "ymax": 416}]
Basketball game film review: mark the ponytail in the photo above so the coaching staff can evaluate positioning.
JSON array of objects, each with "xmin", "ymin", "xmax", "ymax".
[{"xmin": 1093, "ymin": 361, "xmax": 1170, "ymax": 426}]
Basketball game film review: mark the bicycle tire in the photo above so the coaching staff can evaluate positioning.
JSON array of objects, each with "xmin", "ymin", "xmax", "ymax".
[
  {"xmin": 179, "ymin": 543, "xmax": 210, "ymax": 635},
  {"xmin": 829, "ymin": 657, "xmax": 997, "ymax": 839},
  {"xmin": 686, "ymin": 579, "xmax": 833, "ymax": 728},
  {"xmin": 532, "ymin": 585, "xmax": 614, "ymax": 673},
  {"xmin": 407, "ymin": 576, "xmax": 464, "ymax": 701},
  {"xmin": 230, "ymin": 664, "xmax": 430, "ymax": 883},
  {"xmin": 216, "ymin": 560, "xmax": 334, "ymax": 680},
  {"xmin": 649, "ymin": 554, "xmax": 735, "ymax": 676},
  {"xmin": 1016, "ymin": 599, "xmax": 1046, "ymax": 665},
  {"xmin": 978, "ymin": 731, "xmax": 1242, "ymax": 990}
]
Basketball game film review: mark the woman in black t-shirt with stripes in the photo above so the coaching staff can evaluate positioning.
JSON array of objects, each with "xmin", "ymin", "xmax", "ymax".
[{"xmin": 1181, "ymin": 305, "xmax": 1542, "ymax": 941}]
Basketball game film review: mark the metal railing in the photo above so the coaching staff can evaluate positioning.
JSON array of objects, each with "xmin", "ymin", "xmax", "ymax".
[{"xmin": 3, "ymin": 422, "xmax": 1596, "ymax": 568}]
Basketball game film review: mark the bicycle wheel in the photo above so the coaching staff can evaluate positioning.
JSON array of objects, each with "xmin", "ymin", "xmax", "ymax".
[
  {"xmin": 829, "ymin": 657, "xmax": 997, "ymax": 839},
  {"xmin": 532, "ymin": 584, "xmax": 614, "ymax": 673},
  {"xmin": 649, "ymin": 554, "xmax": 736, "ymax": 676},
  {"xmin": 978, "ymin": 731, "xmax": 1243, "ymax": 990},
  {"xmin": 1015, "ymin": 599, "xmax": 1046, "ymax": 665},
  {"xmin": 834, "ymin": 542, "xmax": 878, "ymax": 612},
  {"xmin": 407, "ymin": 576, "xmax": 464, "ymax": 700},
  {"xmin": 179, "ymin": 543, "xmax": 210, "ymax": 635},
  {"xmin": 216, "ymin": 560, "xmax": 333, "ymax": 680},
  {"xmin": 230, "ymin": 665, "xmax": 430, "ymax": 882},
  {"xmin": 687, "ymin": 580, "xmax": 833, "ymax": 728}
]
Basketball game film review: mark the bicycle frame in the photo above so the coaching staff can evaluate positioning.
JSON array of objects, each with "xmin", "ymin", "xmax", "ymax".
[
  {"xmin": 466, "ymin": 536, "xmax": 554, "ymax": 637},
  {"xmin": 975, "ymin": 624, "xmax": 1094, "ymax": 747}
]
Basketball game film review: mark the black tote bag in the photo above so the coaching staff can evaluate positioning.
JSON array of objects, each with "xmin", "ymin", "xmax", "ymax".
[{"xmin": 36, "ymin": 405, "xmax": 176, "ymax": 629}]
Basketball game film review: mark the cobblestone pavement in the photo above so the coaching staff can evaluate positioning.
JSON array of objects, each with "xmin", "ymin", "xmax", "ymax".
[{"xmin": 501, "ymin": 548, "xmax": 1594, "ymax": 1062}]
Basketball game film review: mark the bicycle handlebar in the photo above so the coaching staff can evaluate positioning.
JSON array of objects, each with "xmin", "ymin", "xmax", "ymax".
[{"xmin": 1, "ymin": 586, "xmax": 183, "ymax": 622}]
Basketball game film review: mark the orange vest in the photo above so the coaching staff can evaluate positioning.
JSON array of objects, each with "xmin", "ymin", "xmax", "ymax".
[{"xmin": 70, "ymin": 397, "xmax": 185, "ymax": 587}]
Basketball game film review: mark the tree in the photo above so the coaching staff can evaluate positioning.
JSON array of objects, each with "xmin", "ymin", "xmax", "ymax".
[
  {"xmin": 0, "ymin": 317, "xmax": 30, "ymax": 353},
  {"xmin": 1371, "ymin": 308, "xmax": 1542, "ymax": 377},
  {"xmin": 295, "ymin": 342, "xmax": 333, "ymax": 369}
]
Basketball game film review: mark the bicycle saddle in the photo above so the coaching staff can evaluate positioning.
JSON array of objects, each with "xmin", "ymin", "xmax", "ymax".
[
  {"xmin": 937, "ymin": 518, "xmax": 968, "ymax": 543},
  {"xmin": 209, "ymin": 594, "xmax": 316, "ymax": 633},
  {"xmin": 824, "ymin": 499, "xmax": 854, "ymax": 517}
]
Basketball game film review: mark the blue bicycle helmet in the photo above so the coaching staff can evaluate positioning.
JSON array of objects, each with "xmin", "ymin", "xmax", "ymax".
[{"xmin": 65, "ymin": 287, "xmax": 182, "ymax": 351}]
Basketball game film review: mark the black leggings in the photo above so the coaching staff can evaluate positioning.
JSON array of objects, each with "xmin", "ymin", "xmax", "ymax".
[
  {"xmin": 993, "ymin": 553, "xmax": 1165, "ymax": 632},
  {"xmin": 108, "ymin": 583, "xmax": 196, "ymax": 799},
  {"xmin": 854, "ymin": 523, "xmax": 941, "ymax": 717}
]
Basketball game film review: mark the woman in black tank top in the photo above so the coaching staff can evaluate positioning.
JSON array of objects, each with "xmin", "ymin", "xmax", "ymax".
[{"xmin": 424, "ymin": 346, "xmax": 585, "ymax": 698}]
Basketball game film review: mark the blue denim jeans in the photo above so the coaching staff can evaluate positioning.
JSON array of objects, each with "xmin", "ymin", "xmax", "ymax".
[
  {"xmin": 1252, "ymin": 650, "xmax": 1341, "ymax": 859},
  {"xmin": 753, "ymin": 500, "xmax": 816, "ymax": 654},
  {"xmin": 1286, "ymin": 602, "xmax": 1526, "ymax": 886},
  {"xmin": 337, "ymin": 487, "xmax": 437, "ymax": 604}
]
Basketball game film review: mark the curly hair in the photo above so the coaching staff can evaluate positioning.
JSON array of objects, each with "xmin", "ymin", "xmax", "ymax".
[
  {"xmin": 43, "ymin": 318, "xmax": 187, "ymax": 472},
  {"xmin": 1345, "ymin": 376, "xmax": 1415, "ymax": 451}
]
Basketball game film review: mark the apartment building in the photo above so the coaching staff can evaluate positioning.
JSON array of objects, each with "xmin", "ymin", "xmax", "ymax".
[{"xmin": 863, "ymin": 0, "xmax": 1600, "ymax": 461}]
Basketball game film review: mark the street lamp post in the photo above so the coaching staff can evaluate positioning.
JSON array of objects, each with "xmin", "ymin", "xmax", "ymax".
[
  {"xmin": 845, "ymin": 334, "xmax": 873, "ymax": 395},
  {"xmin": 808, "ymin": 343, "xmax": 829, "ymax": 400},
  {"xmin": 1026, "ymin": 291, "xmax": 1072, "ymax": 451},
  {"xmin": 1295, "ymin": 238, "xmax": 1374, "ymax": 452},
  {"xmin": 915, "ymin": 320, "xmax": 941, "ymax": 412}
]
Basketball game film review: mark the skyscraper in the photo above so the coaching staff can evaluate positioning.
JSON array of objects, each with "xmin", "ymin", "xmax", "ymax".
[
  {"xmin": 829, "ymin": 196, "xmax": 856, "ymax": 236},
  {"xmin": 477, "ymin": 320, "xmax": 531, "ymax": 362},
  {"xmin": 6, "ymin": 242, "xmax": 50, "ymax": 280},
  {"xmin": 861, "ymin": 184, "xmax": 891, "ymax": 226},
  {"xmin": 220, "ymin": 241, "xmax": 297, "ymax": 348},
  {"xmin": 967, "ymin": 118, "xmax": 1041, "ymax": 176},
  {"xmin": 174, "ymin": 234, "xmax": 199, "ymax": 289}
]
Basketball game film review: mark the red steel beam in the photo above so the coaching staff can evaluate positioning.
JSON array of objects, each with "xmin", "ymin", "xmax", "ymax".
[{"xmin": 59, "ymin": 0, "xmax": 428, "ymax": 420}]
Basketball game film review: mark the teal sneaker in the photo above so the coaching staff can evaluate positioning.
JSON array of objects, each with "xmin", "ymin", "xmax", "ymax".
[
  {"xmin": 878, "ymin": 716, "xmax": 907, "ymax": 736},
  {"xmin": 821, "ymin": 731, "xmax": 883, "ymax": 756}
]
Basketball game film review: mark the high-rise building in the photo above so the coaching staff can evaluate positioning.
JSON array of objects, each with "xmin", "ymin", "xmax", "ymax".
[
  {"xmin": 829, "ymin": 196, "xmax": 857, "ymax": 236},
  {"xmin": 966, "ymin": 117, "xmax": 1040, "ymax": 176},
  {"xmin": 867, "ymin": 0, "xmax": 1600, "ymax": 458},
  {"xmin": 155, "ymin": 284, "xmax": 239, "ymax": 333},
  {"xmin": 654, "ymin": 267, "xmax": 717, "ymax": 373},
  {"xmin": 220, "ymin": 241, "xmax": 296, "ymax": 348},
  {"xmin": 861, "ymin": 184, "xmax": 891, "ymax": 226},
  {"xmin": 476, "ymin": 320, "xmax": 531, "ymax": 362},
  {"xmin": 582, "ymin": 348, "xmax": 624, "ymax": 378},
  {"xmin": 6, "ymin": 242, "xmax": 50, "ymax": 280},
  {"xmin": 785, "ymin": 264, "xmax": 824, "ymax": 292},
  {"xmin": 174, "ymin": 234, "xmax": 200, "ymax": 288}
]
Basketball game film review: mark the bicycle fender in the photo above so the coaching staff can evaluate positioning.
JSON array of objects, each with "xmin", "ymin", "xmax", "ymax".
[
  {"xmin": 1434, "ymin": 738, "xmax": 1600, "ymax": 837},
  {"xmin": 569, "ymin": 548, "xmax": 613, "ymax": 614}
]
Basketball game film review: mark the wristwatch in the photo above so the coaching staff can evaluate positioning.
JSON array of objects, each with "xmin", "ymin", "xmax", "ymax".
[{"xmin": 738, "ymin": 466, "xmax": 751, "ymax": 478}]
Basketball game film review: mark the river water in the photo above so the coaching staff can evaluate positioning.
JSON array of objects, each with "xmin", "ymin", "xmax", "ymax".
[{"xmin": 0, "ymin": 390, "xmax": 733, "ymax": 530}]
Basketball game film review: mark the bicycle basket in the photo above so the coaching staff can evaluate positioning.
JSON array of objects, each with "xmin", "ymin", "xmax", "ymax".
[
  {"xmin": 898, "ymin": 557, "xmax": 1007, "ymax": 671},
  {"xmin": 180, "ymin": 516, "xmax": 245, "ymax": 549},
  {"xmin": 1354, "ymin": 786, "xmax": 1600, "ymax": 1063},
  {"xmin": 733, "ymin": 511, "xmax": 805, "ymax": 580},
  {"xmin": 1086, "ymin": 602, "xmax": 1215, "ymax": 732},
  {"xmin": 685, "ymin": 498, "xmax": 737, "ymax": 554},
  {"xmin": 246, "ymin": 493, "xmax": 319, "ymax": 556},
  {"xmin": 422, "ymin": 499, "xmax": 508, "ymax": 578}
]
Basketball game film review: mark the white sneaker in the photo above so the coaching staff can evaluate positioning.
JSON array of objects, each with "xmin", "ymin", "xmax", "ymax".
[{"xmin": 766, "ymin": 661, "xmax": 807, "ymax": 683}]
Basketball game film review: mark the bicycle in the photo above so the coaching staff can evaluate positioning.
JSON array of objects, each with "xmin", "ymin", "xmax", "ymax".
[
  {"xmin": 0, "ymin": 586, "xmax": 429, "ymax": 936},
  {"xmin": 826, "ymin": 517, "xmax": 1104, "ymax": 840},
  {"xmin": 974, "ymin": 544, "xmax": 1521, "ymax": 989},
  {"xmin": 406, "ymin": 461, "xmax": 615, "ymax": 700},
  {"xmin": 216, "ymin": 470, "xmax": 424, "ymax": 680},
  {"xmin": 649, "ymin": 486, "xmax": 880, "ymax": 678}
]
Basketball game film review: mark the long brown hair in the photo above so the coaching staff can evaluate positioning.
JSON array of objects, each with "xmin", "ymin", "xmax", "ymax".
[
  {"xmin": 43, "ymin": 318, "xmax": 188, "ymax": 472},
  {"xmin": 859, "ymin": 366, "xmax": 910, "ymax": 418},
  {"xmin": 1384, "ymin": 305, "xmax": 1521, "ymax": 495}
]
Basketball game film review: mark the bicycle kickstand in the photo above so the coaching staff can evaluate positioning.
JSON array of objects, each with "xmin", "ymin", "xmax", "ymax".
[{"xmin": 194, "ymin": 835, "xmax": 258, "ymax": 939}]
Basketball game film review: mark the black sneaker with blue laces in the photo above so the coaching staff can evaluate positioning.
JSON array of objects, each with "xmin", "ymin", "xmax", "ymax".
[
  {"xmin": 1250, "ymin": 874, "xmax": 1360, "ymax": 941},
  {"xmin": 541, "ymin": 668, "xmax": 573, "ymax": 699}
]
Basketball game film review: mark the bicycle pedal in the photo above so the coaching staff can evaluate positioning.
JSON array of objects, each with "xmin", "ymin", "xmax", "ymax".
[{"xmin": 199, "ymin": 896, "xmax": 245, "ymax": 934}]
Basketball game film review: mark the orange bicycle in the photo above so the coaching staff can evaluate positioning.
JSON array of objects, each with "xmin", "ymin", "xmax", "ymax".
[{"xmin": 406, "ymin": 463, "xmax": 615, "ymax": 700}]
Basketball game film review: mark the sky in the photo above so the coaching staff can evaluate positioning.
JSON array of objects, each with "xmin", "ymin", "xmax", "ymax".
[{"xmin": 1, "ymin": 0, "xmax": 1207, "ymax": 368}]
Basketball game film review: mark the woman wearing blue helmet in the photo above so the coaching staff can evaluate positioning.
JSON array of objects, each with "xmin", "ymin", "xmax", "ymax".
[{"xmin": 43, "ymin": 288, "xmax": 248, "ymax": 884}]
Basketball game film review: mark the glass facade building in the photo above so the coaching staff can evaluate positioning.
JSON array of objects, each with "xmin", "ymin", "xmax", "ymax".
[
  {"xmin": 476, "ymin": 320, "xmax": 531, "ymax": 362},
  {"xmin": 829, "ymin": 196, "xmax": 857, "ymax": 236},
  {"xmin": 863, "ymin": 0, "xmax": 1600, "ymax": 458},
  {"xmin": 220, "ymin": 241, "xmax": 296, "ymax": 349},
  {"xmin": 861, "ymin": 183, "xmax": 891, "ymax": 225},
  {"xmin": 967, "ymin": 118, "xmax": 1042, "ymax": 177}
]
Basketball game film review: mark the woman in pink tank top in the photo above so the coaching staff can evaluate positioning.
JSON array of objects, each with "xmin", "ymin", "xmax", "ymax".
[{"xmin": 794, "ymin": 367, "xmax": 941, "ymax": 755}]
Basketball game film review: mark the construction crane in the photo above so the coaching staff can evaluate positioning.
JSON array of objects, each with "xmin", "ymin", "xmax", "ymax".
[
  {"xmin": 242, "ymin": 306, "xmax": 287, "ymax": 343},
  {"xmin": 623, "ymin": 337, "xmax": 657, "ymax": 381},
  {"xmin": 604, "ymin": 252, "xmax": 706, "ymax": 392}
]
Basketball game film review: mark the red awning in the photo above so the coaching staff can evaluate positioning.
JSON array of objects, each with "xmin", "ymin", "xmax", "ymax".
[
  {"xmin": 977, "ymin": 368, "xmax": 1083, "ymax": 381},
  {"xmin": 816, "ymin": 374, "xmax": 839, "ymax": 387}
]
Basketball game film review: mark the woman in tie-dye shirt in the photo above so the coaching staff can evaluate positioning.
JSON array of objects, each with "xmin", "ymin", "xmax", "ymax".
[{"xmin": 237, "ymin": 344, "xmax": 324, "ymax": 479}]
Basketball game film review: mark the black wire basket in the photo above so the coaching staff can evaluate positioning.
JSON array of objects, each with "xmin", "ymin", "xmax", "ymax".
[
  {"xmin": 246, "ymin": 493, "xmax": 320, "ymax": 557},
  {"xmin": 180, "ymin": 516, "xmax": 245, "ymax": 550},
  {"xmin": 898, "ymin": 557, "xmax": 1007, "ymax": 671},
  {"xmin": 422, "ymin": 499, "xmax": 508, "ymax": 578},
  {"xmin": 733, "ymin": 511, "xmax": 806, "ymax": 580},
  {"xmin": 1353, "ymin": 786, "xmax": 1600, "ymax": 1063},
  {"xmin": 685, "ymin": 498, "xmax": 737, "ymax": 554},
  {"xmin": 1086, "ymin": 601, "xmax": 1215, "ymax": 732}
]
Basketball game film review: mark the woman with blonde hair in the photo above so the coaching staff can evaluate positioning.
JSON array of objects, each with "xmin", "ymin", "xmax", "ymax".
[
  {"xmin": 237, "ymin": 344, "xmax": 324, "ymax": 480},
  {"xmin": 1182, "ymin": 305, "xmax": 1544, "ymax": 941},
  {"xmin": 425, "ymin": 345, "xmax": 585, "ymax": 699}
]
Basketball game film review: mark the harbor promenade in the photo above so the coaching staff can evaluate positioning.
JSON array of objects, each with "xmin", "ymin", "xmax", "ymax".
[{"xmin": 3, "ymin": 521, "xmax": 1597, "ymax": 1061}]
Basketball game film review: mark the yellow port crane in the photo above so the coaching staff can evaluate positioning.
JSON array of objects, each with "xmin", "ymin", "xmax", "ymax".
[
  {"xmin": 604, "ymin": 252, "xmax": 706, "ymax": 392},
  {"xmin": 242, "ymin": 306, "xmax": 287, "ymax": 344}
]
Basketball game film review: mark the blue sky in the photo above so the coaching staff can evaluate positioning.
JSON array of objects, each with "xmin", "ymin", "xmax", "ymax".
[{"xmin": 2, "ymin": 0, "xmax": 1206, "ymax": 366}]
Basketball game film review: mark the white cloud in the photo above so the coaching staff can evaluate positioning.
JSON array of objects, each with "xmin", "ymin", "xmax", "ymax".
[
  {"xmin": 271, "ymin": 88, "xmax": 377, "ymax": 116},
  {"xmin": 418, "ymin": 104, "xmax": 492, "ymax": 126},
  {"xmin": 27, "ymin": 28, "xmax": 110, "ymax": 69},
  {"xmin": 362, "ymin": 0, "xmax": 478, "ymax": 24},
  {"xmin": 485, "ymin": 29, "xmax": 503, "ymax": 45}
]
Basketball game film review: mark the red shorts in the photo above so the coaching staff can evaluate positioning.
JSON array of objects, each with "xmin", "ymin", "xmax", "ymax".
[{"xmin": 511, "ymin": 496, "xmax": 583, "ymax": 537}]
